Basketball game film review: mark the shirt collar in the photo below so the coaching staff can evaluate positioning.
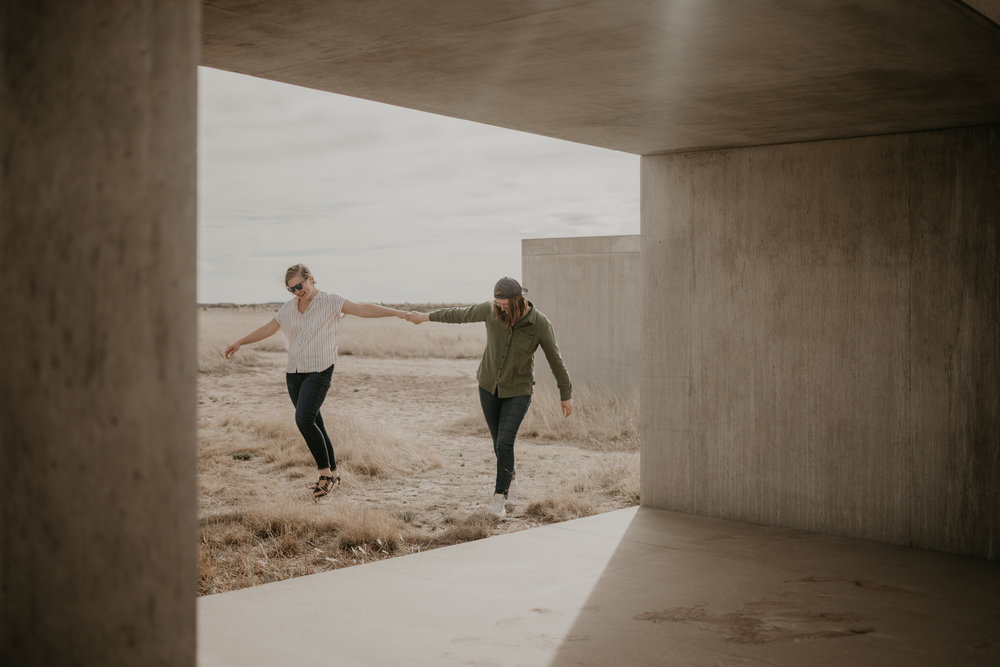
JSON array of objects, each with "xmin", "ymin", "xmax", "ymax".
[{"xmin": 515, "ymin": 300, "xmax": 537, "ymax": 327}]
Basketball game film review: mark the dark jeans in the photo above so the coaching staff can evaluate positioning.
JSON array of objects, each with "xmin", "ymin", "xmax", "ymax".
[
  {"xmin": 286, "ymin": 364, "xmax": 336, "ymax": 470},
  {"xmin": 479, "ymin": 386, "xmax": 532, "ymax": 495}
]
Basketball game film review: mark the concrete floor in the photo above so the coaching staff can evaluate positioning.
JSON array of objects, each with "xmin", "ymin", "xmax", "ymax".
[{"xmin": 197, "ymin": 507, "xmax": 1000, "ymax": 666}]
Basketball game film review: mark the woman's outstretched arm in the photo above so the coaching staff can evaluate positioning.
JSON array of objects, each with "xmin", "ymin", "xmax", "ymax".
[
  {"xmin": 225, "ymin": 317, "xmax": 280, "ymax": 359},
  {"xmin": 342, "ymin": 301, "xmax": 408, "ymax": 319}
]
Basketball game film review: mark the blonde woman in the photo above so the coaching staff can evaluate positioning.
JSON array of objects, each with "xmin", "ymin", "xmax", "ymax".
[
  {"xmin": 225, "ymin": 263, "xmax": 408, "ymax": 498},
  {"xmin": 408, "ymin": 277, "xmax": 573, "ymax": 518}
]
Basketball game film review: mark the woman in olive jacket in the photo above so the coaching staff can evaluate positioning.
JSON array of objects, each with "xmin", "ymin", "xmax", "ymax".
[{"xmin": 408, "ymin": 277, "xmax": 573, "ymax": 518}]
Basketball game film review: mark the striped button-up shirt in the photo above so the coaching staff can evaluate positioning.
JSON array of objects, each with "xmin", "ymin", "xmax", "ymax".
[{"xmin": 275, "ymin": 291, "xmax": 347, "ymax": 373}]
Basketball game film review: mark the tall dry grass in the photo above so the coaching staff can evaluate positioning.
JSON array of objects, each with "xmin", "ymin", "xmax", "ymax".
[
  {"xmin": 198, "ymin": 494, "xmax": 503, "ymax": 594},
  {"xmin": 519, "ymin": 453, "xmax": 640, "ymax": 522},
  {"xmin": 206, "ymin": 407, "xmax": 443, "ymax": 478},
  {"xmin": 198, "ymin": 308, "xmax": 283, "ymax": 374},
  {"xmin": 199, "ymin": 496, "xmax": 414, "ymax": 594},
  {"xmin": 439, "ymin": 385, "xmax": 639, "ymax": 527},
  {"xmin": 198, "ymin": 405, "xmax": 459, "ymax": 594},
  {"xmin": 199, "ymin": 392, "xmax": 639, "ymax": 594},
  {"xmin": 520, "ymin": 386, "xmax": 638, "ymax": 450},
  {"xmin": 198, "ymin": 305, "xmax": 486, "ymax": 373},
  {"xmin": 197, "ymin": 305, "xmax": 640, "ymax": 595},
  {"xmin": 448, "ymin": 384, "xmax": 639, "ymax": 452}
]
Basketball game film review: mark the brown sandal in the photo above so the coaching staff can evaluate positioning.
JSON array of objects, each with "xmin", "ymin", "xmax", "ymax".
[
  {"xmin": 310, "ymin": 472, "xmax": 341, "ymax": 491},
  {"xmin": 312, "ymin": 474, "xmax": 340, "ymax": 498}
]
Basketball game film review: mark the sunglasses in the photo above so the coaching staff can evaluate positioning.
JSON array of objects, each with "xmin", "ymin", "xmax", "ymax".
[{"xmin": 287, "ymin": 283, "xmax": 305, "ymax": 294}]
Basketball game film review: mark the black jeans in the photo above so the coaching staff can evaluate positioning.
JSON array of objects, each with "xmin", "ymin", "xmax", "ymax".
[
  {"xmin": 479, "ymin": 387, "xmax": 532, "ymax": 495},
  {"xmin": 286, "ymin": 364, "xmax": 336, "ymax": 470}
]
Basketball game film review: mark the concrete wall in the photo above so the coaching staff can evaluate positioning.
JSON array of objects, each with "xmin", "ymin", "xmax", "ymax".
[
  {"xmin": 641, "ymin": 126, "xmax": 1000, "ymax": 559},
  {"xmin": 1, "ymin": 2, "xmax": 199, "ymax": 664},
  {"xmin": 523, "ymin": 235, "xmax": 640, "ymax": 397}
]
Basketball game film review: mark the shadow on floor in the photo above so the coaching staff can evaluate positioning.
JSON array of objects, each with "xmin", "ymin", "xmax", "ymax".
[{"xmin": 547, "ymin": 508, "xmax": 1000, "ymax": 666}]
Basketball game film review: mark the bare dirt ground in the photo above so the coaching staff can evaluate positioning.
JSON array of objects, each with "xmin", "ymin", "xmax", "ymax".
[
  {"xmin": 196, "ymin": 307, "xmax": 638, "ymax": 593},
  {"xmin": 198, "ymin": 351, "xmax": 636, "ymax": 538}
]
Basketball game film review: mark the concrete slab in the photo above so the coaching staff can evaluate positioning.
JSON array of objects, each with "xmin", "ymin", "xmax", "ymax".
[
  {"xmin": 198, "ymin": 507, "xmax": 1000, "ymax": 666},
  {"xmin": 201, "ymin": 0, "xmax": 1000, "ymax": 154}
]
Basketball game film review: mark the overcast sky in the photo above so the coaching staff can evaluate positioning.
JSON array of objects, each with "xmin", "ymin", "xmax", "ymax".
[{"xmin": 197, "ymin": 67, "xmax": 639, "ymax": 305}]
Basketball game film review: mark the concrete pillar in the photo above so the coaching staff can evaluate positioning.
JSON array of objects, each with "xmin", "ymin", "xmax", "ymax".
[
  {"xmin": 523, "ymin": 235, "xmax": 641, "ymax": 397},
  {"xmin": 641, "ymin": 126, "xmax": 999, "ymax": 558},
  {"xmin": 1, "ymin": 2, "xmax": 199, "ymax": 664}
]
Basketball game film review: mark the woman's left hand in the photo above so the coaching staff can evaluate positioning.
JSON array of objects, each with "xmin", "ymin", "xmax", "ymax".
[{"xmin": 561, "ymin": 399, "xmax": 574, "ymax": 418}]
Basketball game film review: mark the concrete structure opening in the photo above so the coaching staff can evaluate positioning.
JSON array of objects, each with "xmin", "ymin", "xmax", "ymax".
[
  {"xmin": 199, "ymin": 0, "xmax": 1000, "ymax": 559},
  {"xmin": 4, "ymin": 1, "xmax": 998, "ymax": 664}
]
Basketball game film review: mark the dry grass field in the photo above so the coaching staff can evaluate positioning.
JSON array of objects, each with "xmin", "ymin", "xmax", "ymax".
[{"xmin": 197, "ymin": 304, "xmax": 639, "ymax": 595}]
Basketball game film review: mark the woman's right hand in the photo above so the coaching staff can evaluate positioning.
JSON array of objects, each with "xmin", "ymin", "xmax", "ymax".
[
  {"xmin": 224, "ymin": 341, "xmax": 241, "ymax": 359},
  {"xmin": 406, "ymin": 312, "xmax": 430, "ymax": 325}
]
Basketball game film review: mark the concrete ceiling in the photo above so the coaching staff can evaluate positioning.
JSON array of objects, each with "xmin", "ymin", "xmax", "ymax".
[{"xmin": 201, "ymin": 1, "xmax": 1000, "ymax": 155}]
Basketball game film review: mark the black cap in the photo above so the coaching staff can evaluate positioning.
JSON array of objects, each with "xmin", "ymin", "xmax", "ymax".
[{"xmin": 494, "ymin": 277, "xmax": 526, "ymax": 299}]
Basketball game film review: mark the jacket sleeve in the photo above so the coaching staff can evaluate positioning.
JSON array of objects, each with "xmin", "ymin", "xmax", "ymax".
[
  {"xmin": 538, "ymin": 318, "xmax": 573, "ymax": 401},
  {"xmin": 429, "ymin": 301, "xmax": 492, "ymax": 324}
]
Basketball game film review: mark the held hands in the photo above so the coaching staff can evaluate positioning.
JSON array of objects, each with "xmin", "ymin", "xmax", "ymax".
[
  {"xmin": 405, "ymin": 311, "xmax": 430, "ymax": 325},
  {"xmin": 561, "ymin": 399, "xmax": 574, "ymax": 418}
]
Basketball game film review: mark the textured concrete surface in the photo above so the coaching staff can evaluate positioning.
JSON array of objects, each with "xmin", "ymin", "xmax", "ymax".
[
  {"xmin": 523, "ymin": 235, "xmax": 640, "ymax": 397},
  {"xmin": 202, "ymin": 0, "xmax": 1000, "ymax": 154},
  {"xmin": 198, "ymin": 507, "xmax": 1000, "ymax": 666},
  {"xmin": 0, "ymin": 2, "xmax": 199, "ymax": 665},
  {"xmin": 5, "ymin": 2, "xmax": 998, "ymax": 664},
  {"xmin": 641, "ymin": 126, "xmax": 1000, "ymax": 559}
]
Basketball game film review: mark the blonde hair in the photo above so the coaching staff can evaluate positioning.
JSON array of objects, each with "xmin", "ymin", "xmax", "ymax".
[
  {"xmin": 284, "ymin": 263, "xmax": 314, "ymax": 285},
  {"xmin": 491, "ymin": 296, "xmax": 529, "ymax": 329}
]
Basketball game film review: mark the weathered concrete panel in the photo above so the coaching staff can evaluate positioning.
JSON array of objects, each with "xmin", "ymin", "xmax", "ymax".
[
  {"xmin": 908, "ymin": 129, "xmax": 1000, "ymax": 556},
  {"xmin": 1, "ymin": 2, "xmax": 199, "ymax": 664},
  {"xmin": 201, "ymin": 0, "xmax": 1000, "ymax": 156},
  {"xmin": 642, "ymin": 127, "xmax": 999, "ymax": 558},
  {"xmin": 523, "ymin": 236, "xmax": 640, "ymax": 396}
]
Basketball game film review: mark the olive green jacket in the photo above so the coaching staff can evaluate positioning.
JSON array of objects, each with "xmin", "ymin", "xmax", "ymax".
[{"xmin": 429, "ymin": 301, "xmax": 573, "ymax": 400}]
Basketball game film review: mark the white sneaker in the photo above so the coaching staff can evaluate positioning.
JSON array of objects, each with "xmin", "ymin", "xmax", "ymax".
[
  {"xmin": 506, "ymin": 475, "xmax": 518, "ymax": 506},
  {"xmin": 489, "ymin": 493, "xmax": 507, "ymax": 518}
]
